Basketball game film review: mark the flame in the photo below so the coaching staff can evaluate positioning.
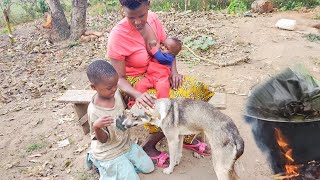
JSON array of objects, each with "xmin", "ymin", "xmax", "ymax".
[{"xmin": 274, "ymin": 128, "xmax": 300, "ymax": 178}]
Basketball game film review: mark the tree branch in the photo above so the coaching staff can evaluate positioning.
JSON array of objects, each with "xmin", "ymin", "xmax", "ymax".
[{"xmin": 183, "ymin": 44, "xmax": 250, "ymax": 67}]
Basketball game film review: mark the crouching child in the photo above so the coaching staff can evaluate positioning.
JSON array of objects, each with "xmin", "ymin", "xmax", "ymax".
[{"xmin": 86, "ymin": 60, "xmax": 154, "ymax": 180}]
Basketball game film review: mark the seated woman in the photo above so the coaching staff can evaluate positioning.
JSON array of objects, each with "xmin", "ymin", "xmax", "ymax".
[{"xmin": 108, "ymin": 0, "xmax": 214, "ymax": 168}]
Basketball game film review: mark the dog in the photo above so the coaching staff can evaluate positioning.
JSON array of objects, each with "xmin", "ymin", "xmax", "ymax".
[{"xmin": 122, "ymin": 98, "xmax": 244, "ymax": 180}]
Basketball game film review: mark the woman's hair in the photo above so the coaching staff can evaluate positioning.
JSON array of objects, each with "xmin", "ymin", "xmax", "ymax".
[{"xmin": 119, "ymin": 0, "xmax": 148, "ymax": 10}]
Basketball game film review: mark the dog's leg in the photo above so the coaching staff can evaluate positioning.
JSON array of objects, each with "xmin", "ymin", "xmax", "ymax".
[
  {"xmin": 210, "ymin": 141, "xmax": 239, "ymax": 180},
  {"xmin": 175, "ymin": 135, "xmax": 184, "ymax": 165},
  {"xmin": 163, "ymin": 131, "xmax": 180, "ymax": 174}
]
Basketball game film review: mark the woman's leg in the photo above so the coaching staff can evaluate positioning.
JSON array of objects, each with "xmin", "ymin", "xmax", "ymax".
[{"xmin": 141, "ymin": 131, "xmax": 165, "ymax": 157}]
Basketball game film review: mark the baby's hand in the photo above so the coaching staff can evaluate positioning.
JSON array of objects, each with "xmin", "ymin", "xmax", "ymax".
[{"xmin": 93, "ymin": 116, "xmax": 114, "ymax": 129}]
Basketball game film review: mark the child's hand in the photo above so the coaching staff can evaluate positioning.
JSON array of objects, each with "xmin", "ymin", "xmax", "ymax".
[{"xmin": 93, "ymin": 116, "xmax": 114, "ymax": 129}]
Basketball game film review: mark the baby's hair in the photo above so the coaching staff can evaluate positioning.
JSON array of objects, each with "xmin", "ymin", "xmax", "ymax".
[
  {"xmin": 119, "ymin": 0, "xmax": 148, "ymax": 10},
  {"xmin": 168, "ymin": 37, "xmax": 182, "ymax": 55},
  {"xmin": 169, "ymin": 37, "xmax": 182, "ymax": 48},
  {"xmin": 87, "ymin": 60, "xmax": 118, "ymax": 84}
]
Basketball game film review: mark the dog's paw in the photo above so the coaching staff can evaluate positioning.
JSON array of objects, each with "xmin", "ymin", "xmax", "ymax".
[{"xmin": 163, "ymin": 167, "xmax": 173, "ymax": 174}]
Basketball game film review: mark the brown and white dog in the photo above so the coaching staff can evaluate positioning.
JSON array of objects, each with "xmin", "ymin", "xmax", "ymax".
[{"xmin": 122, "ymin": 98, "xmax": 244, "ymax": 180}]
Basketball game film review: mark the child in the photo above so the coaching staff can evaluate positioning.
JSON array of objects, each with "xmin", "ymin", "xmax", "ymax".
[
  {"xmin": 86, "ymin": 60, "xmax": 154, "ymax": 180},
  {"xmin": 134, "ymin": 37, "xmax": 182, "ymax": 98}
]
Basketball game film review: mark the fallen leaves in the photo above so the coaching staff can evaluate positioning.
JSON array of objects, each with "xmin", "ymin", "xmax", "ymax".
[{"xmin": 57, "ymin": 139, "xmax": 70, "ymax": 148}]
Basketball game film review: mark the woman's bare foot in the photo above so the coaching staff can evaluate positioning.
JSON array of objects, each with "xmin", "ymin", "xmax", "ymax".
[{"xmin": 141, "ymin": 132, "xmax": 170, "ymax": 167}]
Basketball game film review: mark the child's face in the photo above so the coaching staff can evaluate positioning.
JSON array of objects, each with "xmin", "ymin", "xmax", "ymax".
[
  {"xmin": 160, "ymin": 38, "xmax": 180, "ymax": 55},
  {"xmin": 91, "ymin": 75, "xmax": 118, "ymax": 99}
]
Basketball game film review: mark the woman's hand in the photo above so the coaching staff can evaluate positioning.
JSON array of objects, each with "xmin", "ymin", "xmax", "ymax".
[
  {"xmin": 135, "ymin": 92, "xmax": 157, "ymax": 109},
  {"xmin": 170, "ymin": 72, "xmax": 183, "ymax": 90}
]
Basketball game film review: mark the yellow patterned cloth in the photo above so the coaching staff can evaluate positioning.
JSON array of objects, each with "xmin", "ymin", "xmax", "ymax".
[{"xmin": 126, "ymin": 75, "xmax": 214, "ymax": 143}]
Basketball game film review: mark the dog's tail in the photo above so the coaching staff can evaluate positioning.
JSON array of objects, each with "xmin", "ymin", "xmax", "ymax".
[
  {"xmin": 230, "ymin": 135, "xmax": 245, "ymax": 180},
  {"xmin": 235, "ymin": 135, "xmax": 245, "ymax": 159}
]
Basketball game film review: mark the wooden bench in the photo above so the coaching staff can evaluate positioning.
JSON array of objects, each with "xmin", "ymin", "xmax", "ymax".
[
  {"xmin": 57, "ymin": 90, "xmax": 96, "ymax": 135},
  {"xmin": 57, "ymin": 90, "xmax": 226, "ymax": 135}
]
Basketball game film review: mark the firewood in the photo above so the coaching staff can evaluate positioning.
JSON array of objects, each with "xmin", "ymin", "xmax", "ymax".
[
  {"xmin": 80, "ymin": 35, "xmax": 91, "ymax": 43},
  {"xmin": 84, "ymin": 31, "xmax": 103, "ymax": 37}
]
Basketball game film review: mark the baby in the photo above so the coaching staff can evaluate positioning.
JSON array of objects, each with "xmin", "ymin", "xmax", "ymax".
[{"xmin": 134, "ymin": 37, "xmax": 182, "ymax": 98}]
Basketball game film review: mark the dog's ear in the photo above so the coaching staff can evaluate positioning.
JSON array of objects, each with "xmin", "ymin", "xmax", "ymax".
[{"xmin": 145, "ymin": 109, "xmax": 161, "ymax": 121}]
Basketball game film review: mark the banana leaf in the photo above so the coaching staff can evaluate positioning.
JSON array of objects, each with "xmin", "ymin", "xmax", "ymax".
[{"xmin": 245, "ymin": 65, "xmax": 320, "ymax": 122}]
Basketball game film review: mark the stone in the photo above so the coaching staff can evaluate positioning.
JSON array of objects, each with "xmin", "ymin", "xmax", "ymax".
[{"xmin": 251, "ymin": 0, "xmax": 274, "ymax": 14}]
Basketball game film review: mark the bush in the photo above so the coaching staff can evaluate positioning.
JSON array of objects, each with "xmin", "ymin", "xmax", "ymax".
[
  {"xmin": 272, "ymin": 0, "xmax": 320, "ymax": 10},
  {"xmin": 227, "ymin": 0, "xmax": 250, "ymax": 14}
]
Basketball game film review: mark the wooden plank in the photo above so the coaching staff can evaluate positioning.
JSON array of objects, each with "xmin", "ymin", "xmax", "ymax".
[
  {"xmin": 73, "ymin": 103, "xmax": 89, "ymax": 120},
  {"xmin": 57, "ymin": 90, "xmax": 96, "ymax": 104},
  {"xmin": 208, "ymin": 92, "xmax": 227, "ymax": 109},
  {"xmin": 79, "ymin": 114, "xmax": 90, "ymax": 135}
]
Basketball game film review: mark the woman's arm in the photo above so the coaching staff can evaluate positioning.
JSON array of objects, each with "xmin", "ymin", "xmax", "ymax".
[
  {"xmin": 110, "ymin": 58, "xmax": 140, "ymax": 99},
  {"xmin": 110, "ymin": 58, "xmax": 156, "ymax": 108},
  {"xmin": 170, "ymin": 58, "xmax": 183, "ymax": 90}
]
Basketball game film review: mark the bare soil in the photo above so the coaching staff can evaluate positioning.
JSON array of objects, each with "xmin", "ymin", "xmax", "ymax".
[{"xmin": 0, "ymin": 9, "xmax": 320, "ymax": 180}]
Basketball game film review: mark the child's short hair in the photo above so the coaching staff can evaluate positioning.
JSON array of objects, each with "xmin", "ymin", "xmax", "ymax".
[{"xmin": 87, "ymin": 60, "xmax": 117, "ymax": 84}]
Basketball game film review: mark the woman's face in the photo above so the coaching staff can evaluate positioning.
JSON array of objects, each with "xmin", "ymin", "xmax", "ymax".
[{"xmin": 122, "ymin": 2, "xmax": 150, "ymax": 31}]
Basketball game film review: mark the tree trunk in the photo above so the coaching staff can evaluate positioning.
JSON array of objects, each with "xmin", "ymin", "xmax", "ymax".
[
  {"xmin": 46, "ymin": 0, "xmax": 70, "ymax": 41},
  {"xmin": 3, "ymin": 9, "xmax": 14, "ymax": 44},
  {"xmin": 70, "ymin": 0, "xmax": 87, "ymax": 40},
  {"xmin": 103, "ymin": 0, "xmax": 108, "ymax": 14}
]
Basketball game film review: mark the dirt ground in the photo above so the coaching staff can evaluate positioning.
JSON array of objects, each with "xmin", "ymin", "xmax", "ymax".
[{"xmin": 0, "ymin": 9, "xmax": 320, "ymax": 180}]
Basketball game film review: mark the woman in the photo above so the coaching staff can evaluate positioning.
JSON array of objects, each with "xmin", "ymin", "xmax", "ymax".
[{"xmin": 108, "ymin": 0, "xmax": 214, "ymax": 168}]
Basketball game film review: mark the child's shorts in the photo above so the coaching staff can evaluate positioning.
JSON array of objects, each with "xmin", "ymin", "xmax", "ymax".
[{"xmin": 87, "ymin": 143, "xmax": 154, "ymax": 180}]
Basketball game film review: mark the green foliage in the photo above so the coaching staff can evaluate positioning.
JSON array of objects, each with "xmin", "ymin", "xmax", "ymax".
[
  {"xmin": 183, "ymin": 35, "xmax": 217, "ymax": 51},
  {"xmin": 227, "ymin": 0, "xmax": 250, "ymax": 14},
  {"xmin": 151, "ymin": 0, "xmax": 230, "ymax": 12},
  {"xmin": 88, "ymin": 2, "xmax": 106, "ymax": 16},
  {"xmin": 272, "ymin": 0, "xmax": 320, "ymax": 10},
  {"xmin": 26, "ymin": 143, "xmax": 45, "ymax": 152},
  {"xmin": 304, "ymin": 33, "xmax": 320, "ymax": 42},
  {"xmin": 38, "ymin": 0, "xmax": 49, "ymax": 14}
]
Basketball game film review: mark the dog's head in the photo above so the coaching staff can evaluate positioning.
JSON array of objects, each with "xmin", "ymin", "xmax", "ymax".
[{"xmin": 122, "ymin": 104, "xmax": 161, "ymax": 129}]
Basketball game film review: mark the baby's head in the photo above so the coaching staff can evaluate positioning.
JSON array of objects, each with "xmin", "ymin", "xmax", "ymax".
[
  {"xmin": 160, "ymin": 37, "xmax": 182, "ymax": 56},
  {"xmin": 87, "ymin": 60, "xmax": 118, "ymax": 99}
]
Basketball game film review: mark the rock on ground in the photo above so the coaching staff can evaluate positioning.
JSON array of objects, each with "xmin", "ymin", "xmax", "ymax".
[{"xmin": 251, "ymin": 0, "xmax": 274, "ymax": 14}]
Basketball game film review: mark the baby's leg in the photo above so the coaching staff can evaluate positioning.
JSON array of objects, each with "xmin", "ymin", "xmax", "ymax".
[
  {"xmin": 126, "ymin": 143, "xmax": 155, "ymax": 174},
  {"xmin": 134, "ymin": 77, "xmax": 153, "ymax": 93},
  {"xmin": 155, "ymin": 77, "xmax": 170, "ymax": 98}
]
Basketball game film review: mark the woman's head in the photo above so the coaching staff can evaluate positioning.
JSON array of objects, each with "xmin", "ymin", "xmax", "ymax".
[{"xmin": 119, "ymin": 0, "xmax": 150, "ymax": 31}]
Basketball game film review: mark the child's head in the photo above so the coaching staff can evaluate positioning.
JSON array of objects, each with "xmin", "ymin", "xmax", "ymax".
[
  {"xmin": 160, "ymin": 37, "xmax": 182, "ymax": 56},
  {"xmin": 87, "ymin": 60, "xmax": 118, "ymax": 99}
]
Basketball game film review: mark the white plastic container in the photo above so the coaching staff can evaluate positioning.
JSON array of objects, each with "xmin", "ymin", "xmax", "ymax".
[{"xmin": 275, "ymin": 19, "xmax": 297, "ymax": 31}]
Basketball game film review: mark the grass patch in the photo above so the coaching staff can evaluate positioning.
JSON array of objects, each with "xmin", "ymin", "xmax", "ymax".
[{"xmin": 26, "ymin": 143, "xmax": 46, "ymax": 152}]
